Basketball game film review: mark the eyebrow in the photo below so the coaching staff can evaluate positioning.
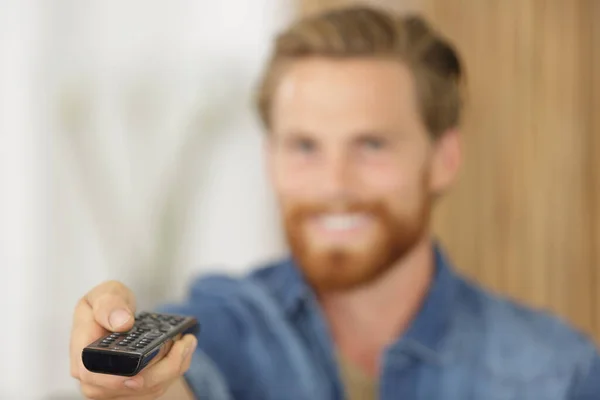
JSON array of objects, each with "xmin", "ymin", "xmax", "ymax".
[{"xmin": 279, "ymin": 128, "xmax": 397, "ymax": 137}]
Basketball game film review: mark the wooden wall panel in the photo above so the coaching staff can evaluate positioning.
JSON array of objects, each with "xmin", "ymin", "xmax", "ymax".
[
  {"xmin": 297, "ymin": 0, "xmax": 599, "ymax": 342},
  {"xmin": 426, "ymin": 0, "xmax": 596, "ymax": 337},
  {"xmin": 592, "ymin": 0, "xmax": 600, "ymax": 339}
]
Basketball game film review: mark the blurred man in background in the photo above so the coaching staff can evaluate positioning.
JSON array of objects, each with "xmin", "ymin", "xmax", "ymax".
[{"xmin": 69, "ymin": 5, "xmax": 600, "ymax": 400}]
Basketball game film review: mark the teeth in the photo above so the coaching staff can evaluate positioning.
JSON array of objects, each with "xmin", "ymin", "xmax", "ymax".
[{"xmin": 318, "ymin": 214, "xmax": 368, "ymax": 231}]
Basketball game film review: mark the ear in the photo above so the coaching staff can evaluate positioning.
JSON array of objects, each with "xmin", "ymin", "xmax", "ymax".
[{"xmin": 428, "ymin": 128, "xmax": 462, "ymax": 195}]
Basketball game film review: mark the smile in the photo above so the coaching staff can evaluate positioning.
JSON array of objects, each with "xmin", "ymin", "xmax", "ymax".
[{"xmin": 313, "ymin": 213, "xmax": 372, "ymax": 233}]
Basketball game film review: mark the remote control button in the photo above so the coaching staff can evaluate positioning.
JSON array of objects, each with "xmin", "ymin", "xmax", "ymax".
[{"xmin": 146, "ymin": 334, "xmax": 161, "ymax": 339}]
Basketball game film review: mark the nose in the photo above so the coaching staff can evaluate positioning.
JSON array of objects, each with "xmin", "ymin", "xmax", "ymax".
[{"xmin": 318, "ymin": 150, "xmax": 354, "ymax": 202}]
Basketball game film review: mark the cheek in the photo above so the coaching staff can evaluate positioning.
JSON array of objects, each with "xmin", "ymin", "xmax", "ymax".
[
  {"xmin": 356, "ymin": 159, "xmax": 412, "ymax": 196},
  {"xmin": 357, "ymin": 161, "xmax": 427, "ymax": 211},
  {"xmin": 272, "ymin": 158, "xmax": 314, "ymax": 200}
]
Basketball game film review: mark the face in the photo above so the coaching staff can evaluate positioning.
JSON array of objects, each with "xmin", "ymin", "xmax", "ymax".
[{"xmin": 266, "ymin": 57, "xmax": 460, "ymax": 293}]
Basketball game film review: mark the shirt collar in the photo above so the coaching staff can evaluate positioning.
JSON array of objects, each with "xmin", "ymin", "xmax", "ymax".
[
  {"xmin": 388, "ymin": 242, "xmax": 459, "ymax": 364},
  {"xmin": 273, "ymin": 240, "xmax": 460, "ymax": 364}
]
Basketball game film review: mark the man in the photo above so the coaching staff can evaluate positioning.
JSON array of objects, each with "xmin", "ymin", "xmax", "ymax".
[{"xmin": 69, "ymin": 6, "xmax": 600, "ymax": 400}]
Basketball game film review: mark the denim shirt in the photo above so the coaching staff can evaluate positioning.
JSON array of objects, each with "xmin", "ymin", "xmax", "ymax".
[{"xmin": 158, "ymin": 244, "xmax": 600, "ymax": 399}]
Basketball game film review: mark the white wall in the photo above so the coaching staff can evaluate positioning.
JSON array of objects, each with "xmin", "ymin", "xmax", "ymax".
[
  {"xmin": 0, "ymin": 1, "xmax": 47, "ymax": 398},
  {"xmin": 0, "ymin": 1, "xmax": 294, "ymax": 398}
]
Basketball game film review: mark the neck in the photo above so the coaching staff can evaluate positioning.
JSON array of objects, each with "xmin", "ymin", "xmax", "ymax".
[{"xmin": 318, "ymin": 235, "xmax": 436, "ymax": 377}]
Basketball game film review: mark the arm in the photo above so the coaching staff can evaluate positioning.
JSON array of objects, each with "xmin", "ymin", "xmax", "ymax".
[{"xmin": 155, "ymin": 276, "xmax": 243, "ymax": 400}]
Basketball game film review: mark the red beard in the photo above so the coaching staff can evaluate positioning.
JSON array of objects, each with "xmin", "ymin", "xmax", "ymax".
[{"xmin": 283, "ymin": 194, "xmax": 431, "ymax": 293}]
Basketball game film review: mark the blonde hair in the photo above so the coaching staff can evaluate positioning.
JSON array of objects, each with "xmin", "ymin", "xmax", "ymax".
[{"xmin": 255, "ymin": 5, "xmax": 465, "ymax": 139}]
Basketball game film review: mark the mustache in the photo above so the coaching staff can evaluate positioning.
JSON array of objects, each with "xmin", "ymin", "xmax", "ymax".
[{"xmin": 286, "ymin": 200, "xmax": 386, "ymax": 216}]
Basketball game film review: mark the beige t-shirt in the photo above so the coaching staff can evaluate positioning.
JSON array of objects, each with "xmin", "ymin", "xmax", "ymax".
[{"xmin": 336, "ymin": 353, "xmax": 377, "ymax": 400}]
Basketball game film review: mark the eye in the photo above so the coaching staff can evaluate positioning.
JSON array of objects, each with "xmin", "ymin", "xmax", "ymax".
[
  {"xmin": 289, "ymin": 137, "xmax": 317, "ymax": 153},
  {"xmin": 358, "ymin": 135, "xmax": 388, "ymax": 151}
]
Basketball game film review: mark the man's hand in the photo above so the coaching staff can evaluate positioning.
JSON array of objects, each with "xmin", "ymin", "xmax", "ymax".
[{"xmin": 70, "ymin": 280, "xmax": 197, "ymax": 399}]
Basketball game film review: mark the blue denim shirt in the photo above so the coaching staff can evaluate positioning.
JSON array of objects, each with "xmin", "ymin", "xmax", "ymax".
[{"xmin": 158, "ymin": 243, "xmax": 600, "ymax": 399}]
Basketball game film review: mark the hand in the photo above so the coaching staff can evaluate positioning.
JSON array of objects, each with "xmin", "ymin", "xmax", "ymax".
[{"xmin": 70, "ymin": 280, "xmax": 197, "ymax": 399}]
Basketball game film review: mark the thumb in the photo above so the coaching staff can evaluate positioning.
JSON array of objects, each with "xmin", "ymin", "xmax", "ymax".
[
  {"xmin": 86, "ymin": 281, "xmax": 136, "ymax": 332},
  {"xmin": 103, "ymin": 306, "xmax": 135, "ymax": 332}
]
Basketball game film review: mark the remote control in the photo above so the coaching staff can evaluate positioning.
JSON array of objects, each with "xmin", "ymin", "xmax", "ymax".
[{"xmin": 82, "ymin": 311, "xmax": 199, "ymax": 377}]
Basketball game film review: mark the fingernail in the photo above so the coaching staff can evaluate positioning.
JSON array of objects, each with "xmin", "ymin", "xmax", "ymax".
[
  {"xmin": 124, "ymin": 379, "xmax": 141, "ymax": 389},
  {"xmin": 109, "ymin": 309, "xmax": 131, "ymax": 329}
]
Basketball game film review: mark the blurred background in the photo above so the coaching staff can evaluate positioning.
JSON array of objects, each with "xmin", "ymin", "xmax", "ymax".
[{"xmin": 0, "ymin": 0, "xmax": 598, "ymax": 399}]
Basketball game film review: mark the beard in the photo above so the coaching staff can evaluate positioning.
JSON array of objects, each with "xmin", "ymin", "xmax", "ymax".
[{"xmin": 282, "ymin": 188, "xmax": 432, "ymax": 293}]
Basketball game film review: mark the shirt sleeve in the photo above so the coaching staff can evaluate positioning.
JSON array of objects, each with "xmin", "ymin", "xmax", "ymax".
[
  {"xmin": 568, "ymin": 346, "xmax": 600, "ymax": 400},
  {"xmin": 155, "ymin": 275, "xmax": 245, "ymax": 400}
]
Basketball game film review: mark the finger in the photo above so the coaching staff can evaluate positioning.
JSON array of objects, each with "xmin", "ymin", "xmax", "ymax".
[
  {"xmin": 85, "ymin": 280, "xmax": 137, "ymax": 332},
  {"xmin": 96, "ymin": 392, "xmax": 164, "ymax": 400},
  {"xmin": 79, "ymin": 382, "xmax": 156, "ymax": 400},
  {"xmin": 77, "ymin": 360, "xmax": 146, "ymax": 393},
  {"xmin": 141, "ymin": 337, "xmax": 176, "ymax": 371},
  {"xmin": 131, "ymin": 332, "xmax": 183, "ymax": 376},
  {"xmin": 140, "ymin": 334, "xmax": 198, "ymax": 388},
  {"xmin": 180, "ymin": 347, "xmax": 194, "ymax": 374},
  {"xmin": 80, "ymin": 382, "xmax": 124, "ymax": 400}
]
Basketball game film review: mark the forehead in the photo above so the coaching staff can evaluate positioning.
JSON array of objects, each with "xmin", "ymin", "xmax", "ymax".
[{"xmin": 271, "ymin": 57, "xmax": 422, "ymax": 135}]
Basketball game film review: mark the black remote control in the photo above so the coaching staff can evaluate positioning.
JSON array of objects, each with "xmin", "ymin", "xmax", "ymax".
[{"xmin": 82, "ymin": 311, "xmax": 199, "ymax": 377}]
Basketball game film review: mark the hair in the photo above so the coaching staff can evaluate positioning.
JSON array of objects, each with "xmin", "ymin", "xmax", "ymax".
[{"xmin": 255, "ymin": 5, "xmax": 465, "ymax": 140}]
